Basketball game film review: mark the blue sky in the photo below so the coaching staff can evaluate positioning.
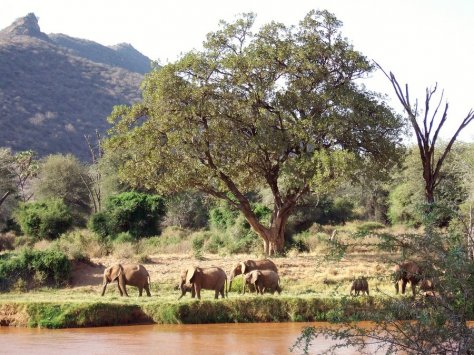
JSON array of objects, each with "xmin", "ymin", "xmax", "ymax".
[{"xmin": 2, "ymin": 0, "xmax": 473, "ymax": 141}]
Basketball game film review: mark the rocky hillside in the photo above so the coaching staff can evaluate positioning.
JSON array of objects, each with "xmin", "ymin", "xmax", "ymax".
[{"xmin": 0, "ymin": 13, "xmax": 153, "ymax": 160}]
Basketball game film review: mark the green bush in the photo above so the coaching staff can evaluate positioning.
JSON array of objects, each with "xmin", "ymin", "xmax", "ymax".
[
  {"xmin": 0, "ymin": 249, "xmax": 70, "ymax": 291},
  {"xmin": 89, "ymin": 192, "xmax": 165, "ymax": 240},
  {"xmin": 209, "ymin": 205, "xmax": 237, "ymax": 230},
  {"xmin": 87, "ymin": 212, "xmax": 109, "ymax": 239},
  {"xmin": 14, "ymin": 199, "xmax": 73, "ymax": 240}
]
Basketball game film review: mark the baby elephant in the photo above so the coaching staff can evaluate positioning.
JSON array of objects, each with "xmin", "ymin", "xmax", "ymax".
[
  {"xmin": 177, "ymin": 282, "xmax": 195, "ymax": 299},
  {"xmin": 101, "ymin": 263, "xmax": 151, "ymax": 297},
  {"xmin": 244, "ymin": 270, "xmax": 281, "ymax": 295},
  {"xmin": 420, "ymin": 278, "xmax": 436, "ymax": 297},
  {"xmin": 350, "ymin": 277, "xmax": 369, "ymax": 296}
]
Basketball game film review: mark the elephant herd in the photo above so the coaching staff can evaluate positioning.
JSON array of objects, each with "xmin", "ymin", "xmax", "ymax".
[
  {"xmin": 101, "ymin": 259, "xmax": 282, "ymax": 299},
  {"xmin": 350, "ymin": 260, "xmax": 436, "ymax": 298},
  {"xmin": 101, "ymin": 259, "xmax": 433, "ymax": 299}
]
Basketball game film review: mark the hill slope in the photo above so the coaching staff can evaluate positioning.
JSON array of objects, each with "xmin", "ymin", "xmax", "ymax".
[{"xmin": 0, "ymin": 13, "xmax": 153, "ymax": 160}]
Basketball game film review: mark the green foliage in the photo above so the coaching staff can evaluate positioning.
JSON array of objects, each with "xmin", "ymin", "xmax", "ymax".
[
  {"xmin": 297, "ymin": 206, "xmax": 474, "ymax": 353},
  {"xmin": 33, "ymin": 154, "xmax": 92, "ymax": 224},
  {"xmin": 87, "ymin": 211, "xmax": 109, "ymax": 239},
  {"xmin": 209, "ymin": 205, "xmax": 237, "ymax": 230},
  {"xmin": 163, "ymin": 191, "xmax": 209, "ymax": 229},
  {"xmin": 89, "ymin": 191, "xmax": 165, "ymax": 240},
  {"xmin": 388, "ymin": 145, "xmax": 470, "ymax": 226},
  {"xmin": 14, "ymin": 199, "xmax": 73, "ymax": 240},
  {"xmin": 0, "ymin": 149, "xmax": 39, "ymax": 231},
  {"xmin": 0, "ymin": 249, "xmax": 70, "ymax": 291},
  {"xmin": 192, "ymin": 234, "xmax": 205, "ymax": 259},
  {"xmin": 27, "ymin": 303, "xmax": 149, "ymax": 328}
]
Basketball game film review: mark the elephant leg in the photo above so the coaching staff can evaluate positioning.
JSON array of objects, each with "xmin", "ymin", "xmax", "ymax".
[
  {"xmin": 145, "ymin": 284, "xmax": 151, "ymax": 297},
  {"xmin": 220, "ymin": 286, "xmax": 225, "ymax": 299},
  {"xmin": 195, "ymin": 285, "xmax": 201, "ymax": 299},
  {"xmin": 191, "ymin": 288, "xmax": 196, "ymax": 298},
  {"xmin": 139, "ymin": 287, "xmax": 143, "ymax": 297},
  {"xmin": 411, "ymin": 282, "xmax": 416, "ymax": 297},
  {"xmin": 214, "ymin": 289, "xmax": 219, "ymax": 299},
  {"xmin": 101, "ymin": 282, "xmax": 108, "ymax": 296},
  {"xmin": 117, "ymin": 282, "xmax": 123, "ymax": 296},
  {"xmin": 395, "ymin": 280, "xmax": 399, "ymax": 294},
  {"xmin": 121, "ymin": 284, "xmax": 129, "ymax": 297},
  {"xmin": 401, "ymin": 280, "xmax": 407, "ymax": 294}
]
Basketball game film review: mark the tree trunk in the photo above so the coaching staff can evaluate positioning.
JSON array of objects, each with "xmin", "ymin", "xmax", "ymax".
[{"xmin": 239, "ymin": 203, "xmax": 291, "ymax": 256}]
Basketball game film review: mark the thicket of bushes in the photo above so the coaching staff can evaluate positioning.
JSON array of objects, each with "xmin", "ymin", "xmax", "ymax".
[
  {"xmin": 89, "ymin": 191, "xmax": 165, "ymax": 240},
  {"xmin": 14, "ymin": 199, "xmax": 73, "ymax": 240},
  {"xmin": 0, "ymin": 249, "xmax": 70, "ymax": 291}
]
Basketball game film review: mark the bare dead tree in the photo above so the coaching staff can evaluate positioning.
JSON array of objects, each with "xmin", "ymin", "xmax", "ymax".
[
  {"xmin": 84, "ymin": 130, "xmax": 103, "ymax": 213},
  {"xmin": 377, "ymin": 63, "xmax": 474, "ymax": 204}
]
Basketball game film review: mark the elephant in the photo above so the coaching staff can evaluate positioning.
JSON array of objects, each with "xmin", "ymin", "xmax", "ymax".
[
  {"xmin": 243, "ymin": 270, "xmax": 282, "ymax": 295},
  {"xmin": 101, "ymin": 263, "xmax": 151, "ymax": 297},
  {"xmin": 350, "ymin": 277, "xmax": 369, "ymax": 296},
  {"xmin": 179, "ymin": 266, "xmax": 227, "ymax": 300},
  {"xmin": 393, "ymin": 261, "xmax": 423, "ymax": 297},
  {"xmin": 420, "ymin": 278, "xmax": 436, "ymax": 296},
  {"xmin": 228, "ymin": 259, "xmax": 278, "ymax": 293},
  {"xmin": 177, "ymin": 282, "xmax": 195, "ymax": 300}
]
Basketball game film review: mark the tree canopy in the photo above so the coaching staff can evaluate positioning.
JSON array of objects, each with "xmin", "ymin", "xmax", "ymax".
[{"xmin": 107, "ymin": 10, "xmax": 405, "ymax": 254}]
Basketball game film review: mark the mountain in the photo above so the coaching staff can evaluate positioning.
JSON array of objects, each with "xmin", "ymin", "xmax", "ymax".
[{"xmin": 0, "ymin": 13, "xmax": 153, "ymax": 160}]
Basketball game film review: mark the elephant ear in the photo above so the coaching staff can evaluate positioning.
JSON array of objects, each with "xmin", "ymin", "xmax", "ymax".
[
  {"xmin": 110, "ymin": 265, "xmax": 122, "ymax": 282},
  {"xmin": 241, "ymin": 262, "xmax": 247, "ymax": 275},
  {"xmin": 186, "ymin": 267, "xmax": 197, "ymax": 284},
  {"xmin": 250, "ymin": 271, "xmax": 260, "ymax": 284}
]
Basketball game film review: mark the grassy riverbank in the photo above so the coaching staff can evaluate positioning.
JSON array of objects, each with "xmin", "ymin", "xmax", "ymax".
[{"xmin": 0, "ymin": 295, "xmax": 410, "ymax": 328}]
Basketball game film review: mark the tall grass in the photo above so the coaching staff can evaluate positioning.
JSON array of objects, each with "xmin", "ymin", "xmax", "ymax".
[{"xmin": 0, "ymin": 296, "xmax": 409, "ymax": 328}]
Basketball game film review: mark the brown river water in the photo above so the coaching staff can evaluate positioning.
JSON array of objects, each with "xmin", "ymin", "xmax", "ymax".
[{"xmin": 0, "ymin": 322, "xmax": 372, "ymax": 355}]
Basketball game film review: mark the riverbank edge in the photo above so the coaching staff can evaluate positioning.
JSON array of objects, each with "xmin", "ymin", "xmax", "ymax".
[{"xmin": 0, "ymin": 296, "xmax": 410, "ymax": 328}]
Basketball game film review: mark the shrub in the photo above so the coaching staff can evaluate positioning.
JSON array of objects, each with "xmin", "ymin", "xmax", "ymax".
[
  {"xmin": 89, "ymin": 191, "xmax": 165, "ymax": 240},
  {"xmin": 14, "ymin": 199, "xmax": 73, "ymax": 240},
  {"xmin": 53, "ymin": 230, "xmax": 106, "ymax": 261},
  {"xmin": 209, "ymin": 205, "xmax": 237, "ymax": 230},
  {"xmin": 192, "ymin": 234, "xmax": 205, "ymax": 259},
  {"xmin": 87, "ymin": 212, "xmax": 109, "ymax": 239},
  {"xmin": 0, "ymin": 249, "xmax": 70, "ymax": 291}
]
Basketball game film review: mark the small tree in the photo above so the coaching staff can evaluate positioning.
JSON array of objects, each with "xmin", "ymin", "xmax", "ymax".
[{"xmin": 34, "ymin": 154, "xmax": 92, "ymax": 223}]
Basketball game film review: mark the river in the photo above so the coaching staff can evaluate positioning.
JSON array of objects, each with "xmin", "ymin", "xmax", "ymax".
[{"xmin": 0, "ymin": 322, "xmax": 366, "ymax": 354}]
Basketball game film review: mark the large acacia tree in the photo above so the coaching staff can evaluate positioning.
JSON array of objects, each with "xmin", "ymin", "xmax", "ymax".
[{"xmin": 107, "ymin": 10, "xmax": 404, "ymax": 255}]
